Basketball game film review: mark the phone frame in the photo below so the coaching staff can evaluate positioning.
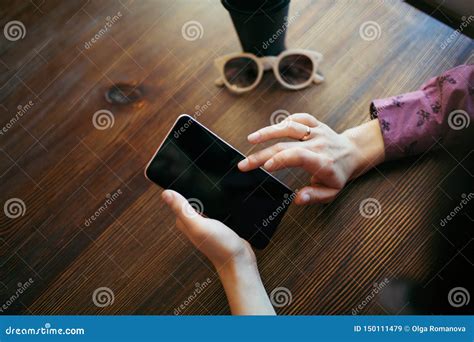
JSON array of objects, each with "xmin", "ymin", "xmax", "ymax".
[{"xmin": 144, "ymin": 114, "xmax": 292, "ymax": 193}]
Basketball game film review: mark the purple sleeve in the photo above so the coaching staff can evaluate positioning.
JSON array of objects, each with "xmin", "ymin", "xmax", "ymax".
[{"xmin": 370, "ymin": 64, "xmax": 474, "ymax": 160}]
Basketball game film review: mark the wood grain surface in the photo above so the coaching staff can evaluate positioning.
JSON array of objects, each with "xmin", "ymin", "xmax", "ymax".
[{"xmin": 1, "ymin": 0, "xmax": 473, "ymax": 315}]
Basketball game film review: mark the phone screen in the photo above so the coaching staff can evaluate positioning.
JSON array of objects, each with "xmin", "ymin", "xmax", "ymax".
[{"xmin": 145, "ymin": 115, "xmax": 294, "ymax": 249}]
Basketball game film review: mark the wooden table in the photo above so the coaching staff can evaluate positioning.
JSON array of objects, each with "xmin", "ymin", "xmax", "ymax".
[{"xmin": 1, "ymin": 0, "xmax": 472, "ymax": 315}]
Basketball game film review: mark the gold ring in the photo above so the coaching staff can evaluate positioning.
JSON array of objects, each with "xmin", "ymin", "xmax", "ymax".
[{"xmin": 299, "ymin": 126, "xmax": 311, "ymax": 141}]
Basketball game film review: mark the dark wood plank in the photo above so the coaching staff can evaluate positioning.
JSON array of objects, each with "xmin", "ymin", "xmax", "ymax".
[{"xmin": 1, "ymin": 0, "xmax": 472, "ymax": 315}]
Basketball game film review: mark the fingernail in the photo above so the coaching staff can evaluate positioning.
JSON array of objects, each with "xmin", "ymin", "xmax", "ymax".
[
  {"xmin": 247, "ymin": 132, "xmax": 260, "ymax": 143},
  {"xmin": 264, "ymin": 159, "xmax": 274, "ymax": 169},
  {"xmin": 300, "ymin": 193, "xmax": 310, "ymax": 203},
  {"xmin": 162, "ymin": 190, "xmax": 173, "ymax": 203},
  {"xmin": 238, "ymin": 158, "xmax": 248, "ymax": 170}
]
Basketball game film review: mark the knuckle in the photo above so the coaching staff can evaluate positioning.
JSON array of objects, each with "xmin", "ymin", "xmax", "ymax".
[
  {"xmin": 325, "ymin": 157, "xmax": 335, "ymax": 168},
  {"xmin": 294, "ymin": 147, "xmax": 307, "ymax": 156},
  {"xmin": 323, "ymin": 157, "xmax": 336, "ymax": 175},
  {"xmin": 311, "ymin": 140, "xmax": 324, "ymax": 149},
  {"xmin": 313, "ymin": 126, "xmax": 324, "ymax": 135},
  {"xmin": 295, "ymin": 148, "xmax": 312, "ymax": 165},
  {"xmin": 274, "ymin": 142, "xmax": 286, "ymax": 152},
  {"xmin": 247, "ymin": 154, "xmax": 259, "ymax": 165}
]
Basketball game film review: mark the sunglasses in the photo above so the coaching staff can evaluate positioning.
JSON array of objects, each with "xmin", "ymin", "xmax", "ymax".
[{"xmin": 214, "ymin": 49, "xmax": 324, "ymax": 93}]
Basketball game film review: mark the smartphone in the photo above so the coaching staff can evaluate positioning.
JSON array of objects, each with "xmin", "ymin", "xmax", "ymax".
[{"xmin": 145, "ymin": 114, "xmax": 294, "ymax": 249}]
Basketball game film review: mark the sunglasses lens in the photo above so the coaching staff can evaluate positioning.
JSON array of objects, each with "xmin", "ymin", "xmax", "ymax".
[
  {"xmin": 278, "ymin": 54, "xmax": 314, "ymax": 86},
  {"xmin": 224, "ymin": 57, "xmax": 259, "ymax": 89}
]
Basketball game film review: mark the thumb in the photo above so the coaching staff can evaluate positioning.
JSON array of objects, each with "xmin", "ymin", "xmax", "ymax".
[
  {"xmin": 161, "ymin": 189, "xmax": 205, "ymax": 227},
  {"xmin": 296, "ymin": 185, "xmax": 340, "ymax": 204}
]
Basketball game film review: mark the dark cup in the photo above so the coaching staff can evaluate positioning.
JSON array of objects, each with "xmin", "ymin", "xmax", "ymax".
[{"xmin": 221, "ymin": 0, "xmax": 291, "ymax": 56}]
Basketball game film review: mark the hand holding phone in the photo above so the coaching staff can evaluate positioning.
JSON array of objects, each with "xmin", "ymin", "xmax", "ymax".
[
  {"xmin": 161, "ymin": 188, "xmax": 276, "ymax": 315},
  {"xmin": 145, "ymin": 114, "xmax": 294, "ymax": 249},
  {"xmin": 161, "ymin": 189, "xmax": 255, "ymax": 268}
]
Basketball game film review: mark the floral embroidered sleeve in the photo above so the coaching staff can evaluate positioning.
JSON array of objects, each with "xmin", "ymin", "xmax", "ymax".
[{"xmin": 369, "ymin": 64, "xmax": 474, "ymax": 160}]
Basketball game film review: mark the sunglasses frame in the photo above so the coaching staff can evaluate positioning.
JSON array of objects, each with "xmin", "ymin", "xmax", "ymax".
[{"xmin": 214, "ymin": 49, "xmax": 324, "ymax": 94}]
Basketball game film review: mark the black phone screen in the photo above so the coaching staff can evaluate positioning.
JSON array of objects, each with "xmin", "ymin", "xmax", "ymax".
[{"xmin": 145, "ymin": 115, "xmax": 294, "ymax": 249}]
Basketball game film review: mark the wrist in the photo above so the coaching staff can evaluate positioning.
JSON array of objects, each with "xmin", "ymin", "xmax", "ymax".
[
  {"xmin": 216, "ymin": 246, "xmax": 257, "ymax": 280},
  {"xmin": 216, "ymin": 249, "xmax": 275, "ymax": 315},
  {"xmin": 343, "ymin": 119, "xmax": 385, "ymax": 179}
]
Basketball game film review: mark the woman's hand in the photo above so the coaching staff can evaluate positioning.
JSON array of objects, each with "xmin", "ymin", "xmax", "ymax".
[
  {"xmin": 161, "ymin": 189, "xmax": 275, "ymax": 315},
  {"xmin": 161, "ymin": 189, "xmax": 255, "ymax": 269},
  {"xmin": 238, "ymin": 114, "xmax": 385, "ymax": 204}
]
